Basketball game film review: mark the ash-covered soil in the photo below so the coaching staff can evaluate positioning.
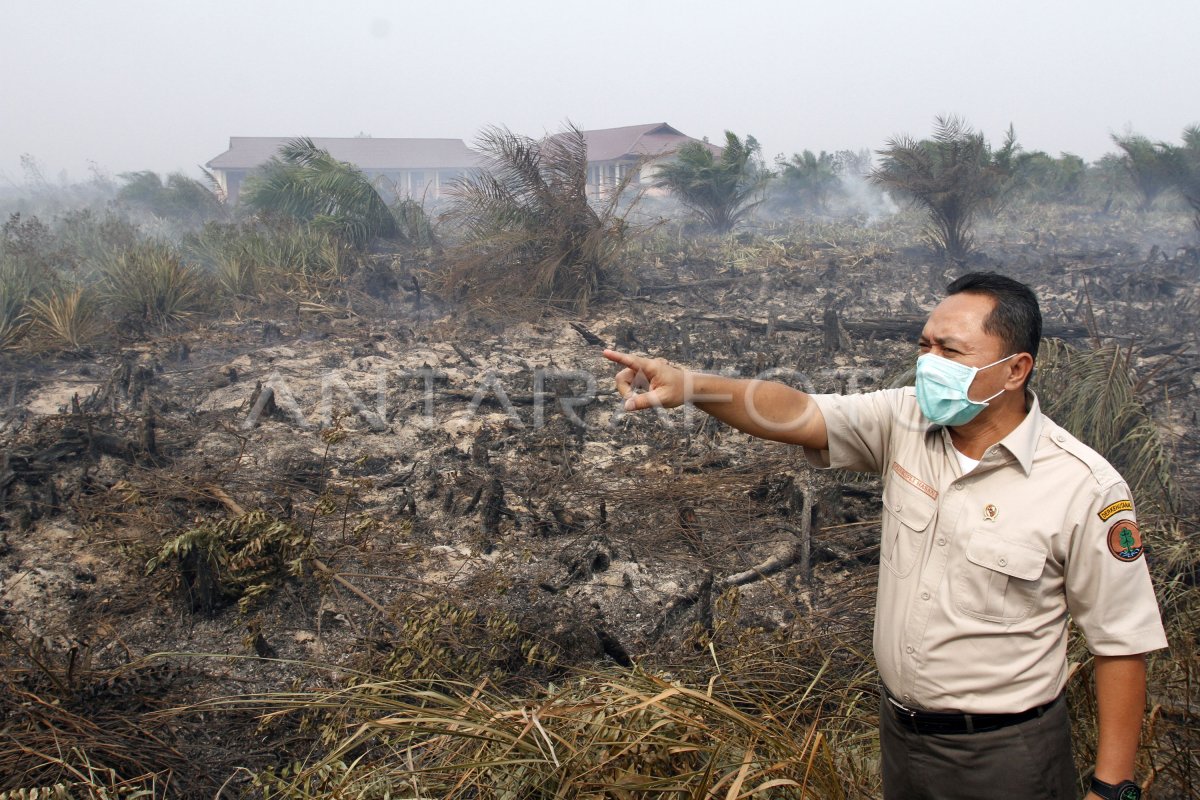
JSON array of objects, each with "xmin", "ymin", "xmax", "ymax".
[{"xmin": 2, "ymin": 221, "xmax": 1198, "ymax": 793}]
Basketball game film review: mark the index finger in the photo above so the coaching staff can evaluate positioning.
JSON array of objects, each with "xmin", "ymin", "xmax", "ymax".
[{"xmin": 602, "ymin": 349, "xmax": 645, "ymax": 370}]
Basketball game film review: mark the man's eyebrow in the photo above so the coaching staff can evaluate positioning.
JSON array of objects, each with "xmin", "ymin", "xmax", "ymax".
[{"xmin": 918, "ymin": 334, "xmax": 969, "ymax": 348}]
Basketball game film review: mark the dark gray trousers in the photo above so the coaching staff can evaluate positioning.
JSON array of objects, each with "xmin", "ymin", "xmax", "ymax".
[{"xmin": 880, "ymin": 694, "xmax": 1079, "ymax": 799}]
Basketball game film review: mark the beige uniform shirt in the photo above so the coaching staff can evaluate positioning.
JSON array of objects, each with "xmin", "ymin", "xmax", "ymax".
[{"xmin": 805, "ymin": 387, "xmax": 1168, "ymax": 714}]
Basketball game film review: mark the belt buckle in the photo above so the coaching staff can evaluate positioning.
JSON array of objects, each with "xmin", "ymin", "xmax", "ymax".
[{"xmin": 887, "ymin": 695, "xmax": 918, "ymax": 721}]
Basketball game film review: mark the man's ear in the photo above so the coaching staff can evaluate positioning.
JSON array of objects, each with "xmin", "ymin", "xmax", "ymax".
[{"xmin": 1008, "ymin": 353, "xmax": 1035, "ymax": 388}]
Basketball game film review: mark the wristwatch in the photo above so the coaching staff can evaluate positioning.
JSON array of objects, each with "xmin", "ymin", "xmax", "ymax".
[{"xmin": 1089, "ymin": 777, "xmax": 1141, "ymax": 800}]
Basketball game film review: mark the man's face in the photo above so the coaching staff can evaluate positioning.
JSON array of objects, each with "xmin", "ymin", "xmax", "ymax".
[{"xmin": 918, "ymin": 292, "xmax": 1012, "ymax": 402}]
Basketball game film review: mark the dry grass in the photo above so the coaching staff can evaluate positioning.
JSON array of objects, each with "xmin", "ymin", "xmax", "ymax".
[
  {"xmin": 196, "ymin": 643, "xmax": 879, "ymax": 799},
  {"xmin": 0, "ymin": 632, "xmax": 185, "ymax": 797}
]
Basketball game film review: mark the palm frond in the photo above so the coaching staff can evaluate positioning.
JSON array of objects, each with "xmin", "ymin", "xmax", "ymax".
[
  {"xmin": 28, "ymin": 285, "xmax": 106, "ymax": 352},
  {"xmin": 0, "ymin": 257, "xmax": 39, "ymax": 350},
  {"xmin": 100, "ymin": 242, "xmax": 208, "ymax": 329},
  {"xmin": 439, "ymin": 123, "xmax": 639, "ymax": 318},
  {"xmin": 1037, "ymin": 340, "xmax": 1176, "ymax": 515},
  {"xmin": 871, "ymin": 117, "xmax": 1008, "ymax": 261},
  {"xmin": 1111, "ymin": 133, "xmax": 1180, "ymax": 212},
  {"xmin": 242, "ymin": 139, "xmax": 399, "ymax": 249},
  {"xmin": 653, "ymin": 132, "xmax": 768, "ymax": 233}
]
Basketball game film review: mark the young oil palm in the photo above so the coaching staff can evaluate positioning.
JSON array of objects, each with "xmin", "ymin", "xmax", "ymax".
[
  {"xmin": 242, "ymin": 138, "xmax": 399, "ymax": 250},
  {"xmin": 871, "ymin": 116, "xmax": 1008, "ymax": 263},
  {"xmin": 117, "ymin": 170, "xmax": 225, "ymax": 225},
  {"xmin": 1175, "ymin": 125, "xmax": 1200, "ymax": 232},
  {"xmin": 653, "ymin": 132, "xmax": 767, "ymax": 233},
  {"xmin": 1111, "ymin": 133, "xmax": 1180, "ymax": 212},
  {"xmin": 441, "ymin": 124, "xmax": 634, "ymax": 316},
  {"xmin": 775, "ymin": 150, "xmax": 840, "ymax": 213}
]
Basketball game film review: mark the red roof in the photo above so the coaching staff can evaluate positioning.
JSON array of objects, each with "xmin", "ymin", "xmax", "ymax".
[
  {"xmin": 574, "ymin": 123, "xmax": 721, "ymax": 162},
  {"xmin": 207, "ymin": 125, "xmax": 719, "ymax": 172},
  {"xmin": 207, "ymin": 137, "xmax": 483, "ymax": 170}
]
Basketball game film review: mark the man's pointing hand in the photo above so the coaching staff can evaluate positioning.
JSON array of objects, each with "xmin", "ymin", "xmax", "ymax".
[{"xmin": 603, "ymin": 349, "xmax": 688, "ymax": 411}]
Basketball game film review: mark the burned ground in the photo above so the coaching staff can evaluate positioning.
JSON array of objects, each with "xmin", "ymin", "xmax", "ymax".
[{"xmin": 1, "ymin": 212, "xmax": 1198, "ymax": 796}]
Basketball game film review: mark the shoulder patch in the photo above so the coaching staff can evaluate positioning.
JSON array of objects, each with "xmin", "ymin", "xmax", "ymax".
[
  {"xmin": 1107, "ymin": 519, "xmax": 1143, "ymax": 562},
  {"xmin": 1098, "ymin": 499, "xmax": 1134, "ymax": 522}
]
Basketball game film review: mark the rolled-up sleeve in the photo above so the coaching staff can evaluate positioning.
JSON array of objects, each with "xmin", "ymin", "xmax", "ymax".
[
  {"xmin": 1066, "ymin": 483, "xmax": 1169, "ymax": 656},
  {"xmin": 803, "ymin": 388, "xmax": 907, "ymax": 476}
]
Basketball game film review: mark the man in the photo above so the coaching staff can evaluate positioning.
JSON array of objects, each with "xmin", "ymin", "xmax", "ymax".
[{"xmin": 603, "ymin": 273, "xmax": 1166, "ymax": 799}]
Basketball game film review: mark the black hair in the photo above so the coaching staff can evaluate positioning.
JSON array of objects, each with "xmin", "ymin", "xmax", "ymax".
[{"xmin": 945, "ymin": 272, "xmax": 1042, "ymax": 367}]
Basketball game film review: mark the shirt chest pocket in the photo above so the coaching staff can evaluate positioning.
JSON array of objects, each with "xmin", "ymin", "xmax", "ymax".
[
  {"xmin": 954, "ymin": 531, "xmax": 1048, "ymax": 623},
  {"xmin": 880, "ymin": 478, "xmax": 936, "ymax": 578}
]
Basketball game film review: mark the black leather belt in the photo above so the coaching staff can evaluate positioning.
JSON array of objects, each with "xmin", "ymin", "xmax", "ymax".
[{"xmin": 883, "ymin": 687, "xmax": 1062, "ymax": 735}]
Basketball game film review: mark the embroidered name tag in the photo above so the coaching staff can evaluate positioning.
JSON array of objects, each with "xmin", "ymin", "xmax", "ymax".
[
  {"xmin": 1098, "ymin": 499, "xmax": 1133, "ymax": 522},
  {"xmin": 891, "ymin": 462, "xmax": 938, "ymax": 500}
]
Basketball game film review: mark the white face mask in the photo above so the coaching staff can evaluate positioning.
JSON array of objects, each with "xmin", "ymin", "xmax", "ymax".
[{"xmin": 915, "ymin": 352, "xmax": 1016, "ymax": 426}]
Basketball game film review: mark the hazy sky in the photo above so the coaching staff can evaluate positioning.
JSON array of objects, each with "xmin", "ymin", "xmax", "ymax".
[{"xmin": 3, "ymin": 0, "xmax": 1198, "ymax": 184}]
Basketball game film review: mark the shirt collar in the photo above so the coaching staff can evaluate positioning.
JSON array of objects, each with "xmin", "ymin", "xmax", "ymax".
[
  {"xmin": 998, "ymin": 390, "xmax": 1042, "ymax": 476},
  {"xmin": 924, "ymin": 389, "xmax": 1043, "ymax": 476}
]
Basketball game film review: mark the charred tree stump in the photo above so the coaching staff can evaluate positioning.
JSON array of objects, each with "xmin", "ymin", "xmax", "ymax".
[
  {"xmin": 569, "ymin": 322, "xmax": 607, "ymax": 347},
  {"xmin": 0, "ymin": 451, "xmax": 12, "ymax": 514},
  {"xmin": 823, "ymin": 306, "xmax": 851, "ymax": 353},
  {"xmin": 480, "ymin": 478, "xmax": 504, "ymax": 553},
  {"xmin": 651, "ymin": 570, "xmax": 715, "ymax": 640},
  {"xmin": 928, "ymin": 262, "xmax": 947, "ymax": 294},
  {"xmin": 678, "ymin": 506, "xmax": 703, "ymax": 554},
  {"xmin": 411, "ymin": 275, "xmax": 422, "ymax": 311},
  {"xmin": 179, "ymin": 549, "xmax": 223, "ymax": 615},
  {"xmin": 594, "ymin": 625, "xmax": 633, "ymax": 666},
  {"xmin": 245, "ymin": 381, "xmax": 279, "ymax": 427},
  {"xmin": 140, "ymin": 395, "xmax": 157, "ymax": 458}
]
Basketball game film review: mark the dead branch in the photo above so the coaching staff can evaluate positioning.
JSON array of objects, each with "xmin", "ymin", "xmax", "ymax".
[
  {"xmin": 569, "ymin": 322, "xmax": 608, "ymax": 347},
  {"xmin": 723, "ymin": 488, "xmax": 814, "ymax": 589}
]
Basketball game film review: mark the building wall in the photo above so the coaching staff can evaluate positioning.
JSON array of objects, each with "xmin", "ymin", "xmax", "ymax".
[
  {"xmin": 586, "ymin": 159, "xmax": 642, "ymax": 199},
  {"xmin": 216, "ymin": 167, "xmax": 475, "ymax": 205}
]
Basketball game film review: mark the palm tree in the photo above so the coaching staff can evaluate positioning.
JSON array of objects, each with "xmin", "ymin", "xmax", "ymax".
[
  {"xmin": 242, "ymin": 138, "xmax": 399, "ymax": 249},
  {"xmin": 871, "ymin": 116, "xmax": 1008, "ymax": 263},
  {"xmin": 1111, "ymin": 133, "xmax": 1179, "ymax": 212},
  {"xmin": 1010, "ymin": 151, "xmax": 1086, "ymax": 204},
  {"xmin": 441, "ymin": 124, "xmax": 635, "ymax": 317},
  {"xmin": 1174, "ymin": 125, "xmax": 1200, "ymax": 233},
  {"xmin": 653, "ymin": 132, "xmax": 767, "ymax": 233},
  {"xmin": 775, "ymin": 150, "xmax": 840, "ymax": 212},
  {"xmin": 117, "ymin": 171, "xmax": 225, "ymax": 225}
]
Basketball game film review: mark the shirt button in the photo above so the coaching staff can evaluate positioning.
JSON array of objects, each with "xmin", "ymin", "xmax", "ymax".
[
  {"xmin": 954, "ymin": 483, "xmax": 965, "ymax": 491},
  {"xmin": 1054, "ymin": 433, "xmax": 1066, "ymax": 443},
  {"xmin": 905, "ymin": 645, "xmax": 914, "ymax": 654},
  {"xmin": 894, "ymin": 500, "xmax": 903, "ymax": 512},
  {"xmin": 998, "ymin": 557, "xmax": 1008, "ymax": 567},
  {"xmin": 921, "ymin": 592, "xmax": 930, "ymax": 600},
  {"xmin": 937, "ymin": 538, "xmax": 947, "ymax": 546}
]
